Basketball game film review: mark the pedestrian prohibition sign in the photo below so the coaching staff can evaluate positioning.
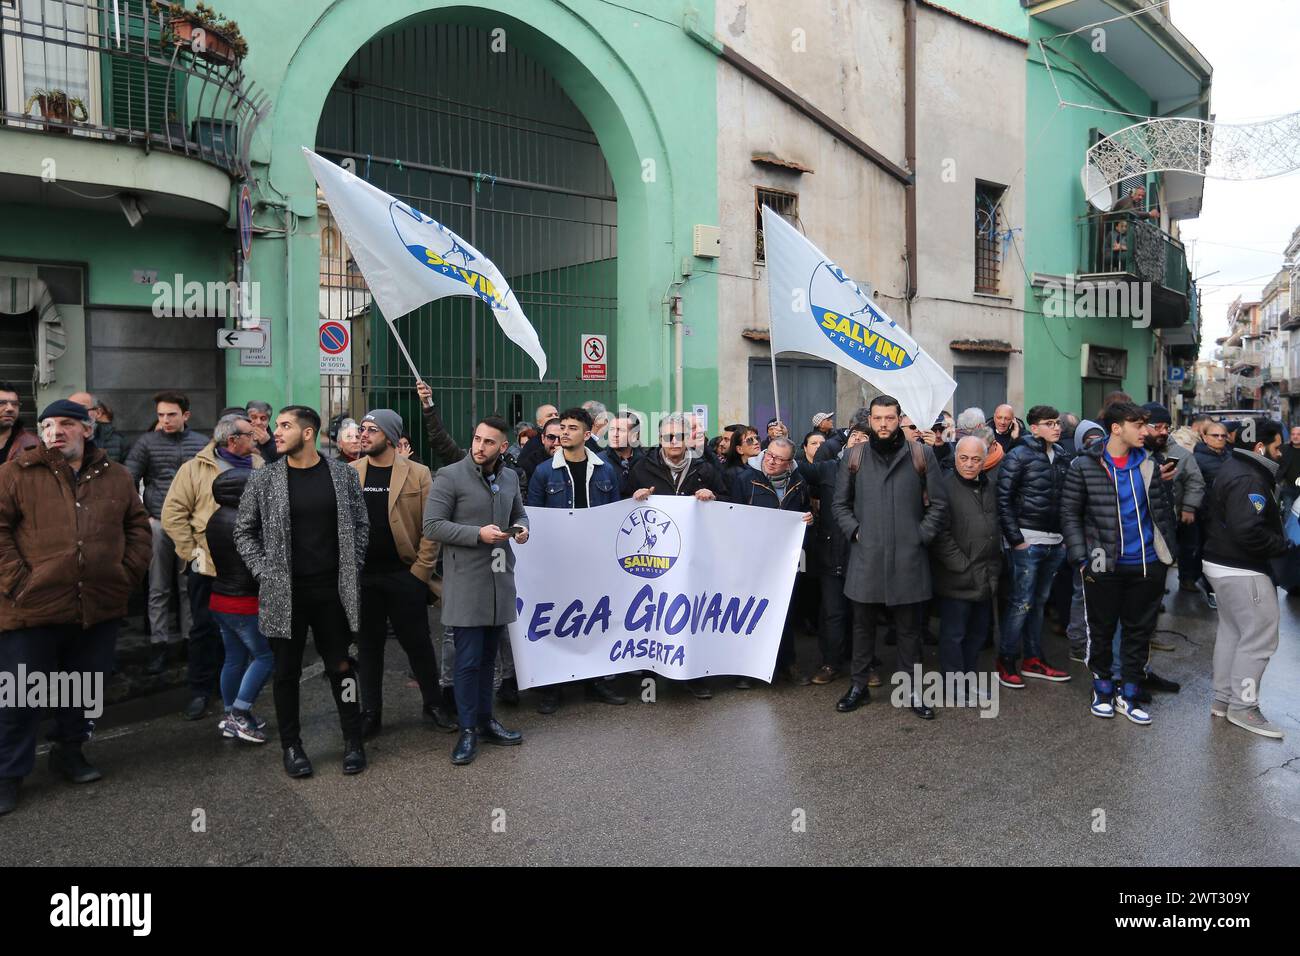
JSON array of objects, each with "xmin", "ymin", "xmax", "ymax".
[
  {"xmin": 319, "ymin": 320, "xmax": 351, "ymax": 373},
  {"xmin": 581, "ymin": 333, "xmax": 607, "ymax": 381}
]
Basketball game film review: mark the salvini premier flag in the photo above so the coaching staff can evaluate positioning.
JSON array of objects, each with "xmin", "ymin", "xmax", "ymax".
[
  {"xmin": 302, "ymin": 147, "xmax": 547, "ymax": 378},
  {"xmin": 761, "ymin": 205, "xmax": 956, "ymax": 429}
]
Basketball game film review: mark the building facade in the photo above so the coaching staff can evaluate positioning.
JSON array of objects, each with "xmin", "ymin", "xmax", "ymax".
[{"xmin": 0, "ymin": 0, "xmax": 1212, "ymax": 446}]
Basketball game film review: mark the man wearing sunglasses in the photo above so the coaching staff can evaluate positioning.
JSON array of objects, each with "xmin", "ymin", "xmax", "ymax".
[{"xmin": 627, "ymin": 413, "xmax": 728, "ymax": 699}]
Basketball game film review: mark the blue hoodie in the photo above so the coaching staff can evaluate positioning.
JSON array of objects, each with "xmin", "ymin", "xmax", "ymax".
[{"xmin": 1102, "ymin": 445, "xmax": 1158, "ymax": 567}]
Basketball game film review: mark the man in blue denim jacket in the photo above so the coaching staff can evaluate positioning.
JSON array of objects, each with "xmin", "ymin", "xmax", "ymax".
[{"xmin": 525, "ymin": 407, "xmax": 625, "ymax": 713}]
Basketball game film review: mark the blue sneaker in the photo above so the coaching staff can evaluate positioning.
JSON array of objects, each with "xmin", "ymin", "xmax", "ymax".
[
  {"xmin": 1090, "ymin": 678, "xmax": 1115, "ymax": 718},
  {"xmin": 1115, "ymin": 682, "xmax": 1152, "ymax": 725}
]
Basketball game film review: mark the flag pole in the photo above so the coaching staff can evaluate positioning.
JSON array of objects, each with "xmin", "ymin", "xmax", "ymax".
[
  {"xmin": 769, "ymin": 338, "xmax": 781, "ymax": 426},
  {"xmin": 382, "ymin": 312, "xmax": 429, "ymax": 406}
]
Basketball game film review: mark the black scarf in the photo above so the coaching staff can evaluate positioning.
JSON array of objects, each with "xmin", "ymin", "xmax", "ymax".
[{"xmin": 868, "ymin": 427, "xmax": 905, "ymax": 458}]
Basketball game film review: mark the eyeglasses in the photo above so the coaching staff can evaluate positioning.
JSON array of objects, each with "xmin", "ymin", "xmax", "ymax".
[
  {"xmin": 739, "ymin": 436, "xmax": 760, "ymax": 446},
  {"xmin": 359, "ymin": 425, "xmax": 384, "ymax": 435},
  {"xmin": 1037, "ymin": 420, "xmax": 1061, "ymax": 428},
  {"xmin": 542, "ymin": 434, "xmax": 560, "ymax": 442},
  {"xmin": 903, "ymin": 424, "xmax": 919, "ymax": 432},
  {"xmin": 765, "ymin": 452, "xmax": 793, "ymax": 464},
  {"xmin": 661, "ymin": 433, "xmax": 686, "ymax": 442}
]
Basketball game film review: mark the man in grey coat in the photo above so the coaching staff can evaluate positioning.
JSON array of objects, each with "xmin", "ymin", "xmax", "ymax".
[
  {"xmin": 424, "ymin": 415, "xmax": 528, "ymax": 766},
  {"xmin": 831, "ymin": 395, "xmax": 947, "ymax": 719},
  {"xmin": 234, "ymin": 405, "xmax": 369, "ymax": 779}
]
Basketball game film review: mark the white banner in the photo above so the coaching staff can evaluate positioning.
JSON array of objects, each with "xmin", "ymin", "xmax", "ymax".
[
  {"xmin": 302, "ymin": 147, "xmax": 548, "ymax": 378},
  {"xmin": 508, "ymin": 497, "xmax": 804, "ymax": 688},
  {"xmin": 761, "ymin": 205, "xmax": 956, "ymax": 429}
]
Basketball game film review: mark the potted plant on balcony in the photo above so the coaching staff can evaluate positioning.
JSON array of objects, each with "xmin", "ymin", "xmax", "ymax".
[
  {"xmin": 21, "ymin": 88, "xmax": 89, "ymax": 134},
  {"xmin": 152, "ymin": 1, "xmax": 248, "ymax": 68}
]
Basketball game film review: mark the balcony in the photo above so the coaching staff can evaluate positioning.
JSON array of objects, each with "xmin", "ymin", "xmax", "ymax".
[
  {"xmin": 1077, "ymin": 213, "xmax": 1191, "ymax": 329},
  {"xmin": 0, "ymin": 0, "xmax": 268, "ymax": 219}
]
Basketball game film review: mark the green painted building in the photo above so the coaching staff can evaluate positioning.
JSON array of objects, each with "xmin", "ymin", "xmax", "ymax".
[{"xmin": 0, "ymin": 0, "xmax": 718, "ymax": 447}]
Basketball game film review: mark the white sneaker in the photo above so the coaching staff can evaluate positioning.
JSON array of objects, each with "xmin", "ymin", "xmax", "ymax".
[
  {"xmin": 1115, "ymin": 694, "xmax": 1152, "ymax": 726},
  {"xmin": 1210, "ymin": 700, "xmax": 1228, "ymax": 718},
  {"xmin": 1226, "ymin": 707, "xmax": 1285, "ymax": 739}
]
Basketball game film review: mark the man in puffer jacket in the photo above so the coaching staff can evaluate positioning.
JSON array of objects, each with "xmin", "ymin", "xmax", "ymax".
[
  {"xmin": 125, "ymin": 390, "xmax": 210, "ymax": 672},
  {"xmin": 995, "ymin": 404, "xmax": 1073, "ymax": 687},
  {"xmin": 1061, "ymin": 401, "xmax": 1177, "ymax": 726}
]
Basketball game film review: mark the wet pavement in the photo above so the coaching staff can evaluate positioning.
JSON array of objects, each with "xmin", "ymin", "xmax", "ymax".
[{"xmin": 4, "ymin": 575, "xmax": 1299, "ymax": 866}]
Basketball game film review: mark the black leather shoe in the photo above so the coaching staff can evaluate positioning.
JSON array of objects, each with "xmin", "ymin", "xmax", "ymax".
[
  {"xmin": 0, "ymin": 777, "xmax": 17, "ymax": 815},
  {"xmin": 282, "ymin": 744, "xmax": 313, "ymax": 778},
  {"xmin": 911, "ymin": 698, "xmax": 936, "ymax": 720},
  {"xmin": 360, "ymin": 711, "xmax": 382, "ymax": 740},
  {"xmin": 782, "ymin": 664, "xmax": 812, "ymax": 686},
  {"xmin": 585, "ymin": 680, "xmax": 626, "ymax": 705},
  {"xmin": 836, "ymin": 684, "xmax": 870, "ymax": 712},
  {"xmin": 1142, "ymin": 670, "xmax": 1181, "ymax": 694},
  {"xmin": 496, "ymin": 675, "xmax": 520, "ymax": 706},
  {"xmin": 478, "ymin": 718, "xmax": 523, "ymax": 746},
  {"xmin": 537, "ymin": 688, "xmax": 561, "ymax": 714},
  {"xmin": 144, "ymin": 648, "xmax": 168, "ymax": 676},
  {"xmin": 423, "ymin": 702, "xmax": 458, "ymax": 733},
  {"xmin": 451, "ymin": 729, "xmax": 479, "ymax": 765},
  {"xmin": 342, "ymin": 738, "xmax": 367, "ymax": 775},
  {"xmin": 48, "ymin": 744, "xmax": 102, "ymax": 784},
  {"xmin": 182, "ymin": 695, "xmax": 209, "ymax": 721}
]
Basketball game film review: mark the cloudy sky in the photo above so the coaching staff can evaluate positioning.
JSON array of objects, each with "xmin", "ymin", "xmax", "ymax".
[{"xmin": 1165, "ymin": 0, "xmax": 1300, "ymax": 355}]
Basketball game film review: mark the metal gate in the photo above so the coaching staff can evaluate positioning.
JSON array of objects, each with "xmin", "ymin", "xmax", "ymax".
[{"xmin": 315, "ymin": 20, "xmax": 618, "ymax": 455}]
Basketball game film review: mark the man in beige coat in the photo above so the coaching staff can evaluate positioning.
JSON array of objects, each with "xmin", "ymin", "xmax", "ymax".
[
  {"xmin": 352, "ymin": 409, "xmax": 456, "ymax": 737},
  {"xmin": 162, "ymin": 413, "xmax": 262, "ymax": 720}
]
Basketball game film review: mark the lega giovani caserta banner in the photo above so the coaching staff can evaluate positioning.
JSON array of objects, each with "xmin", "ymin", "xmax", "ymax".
[{"xmin": 507, "ymin": 497, "xmax": 805, "ymax": 688}]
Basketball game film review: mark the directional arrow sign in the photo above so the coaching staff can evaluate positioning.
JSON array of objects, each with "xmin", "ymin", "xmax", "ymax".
[{"xmin": 217, "ymin": 328, "xmax": 266, "ymax": 350}]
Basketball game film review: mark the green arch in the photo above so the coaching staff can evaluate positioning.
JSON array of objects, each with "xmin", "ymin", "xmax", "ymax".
[{"xmin": 247, "ymin": 0, "xmax": 709, "ymax": 416}]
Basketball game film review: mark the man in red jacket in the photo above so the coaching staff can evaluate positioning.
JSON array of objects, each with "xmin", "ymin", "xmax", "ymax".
[{"xmin": 0, "ymin": 399, "xmax": 151, "ymax": 815}]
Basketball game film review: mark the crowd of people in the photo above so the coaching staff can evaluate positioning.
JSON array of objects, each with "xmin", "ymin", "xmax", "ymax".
[{"xmin": 0, "ymin": 377, "xmax": 1292, "ymax": 813}]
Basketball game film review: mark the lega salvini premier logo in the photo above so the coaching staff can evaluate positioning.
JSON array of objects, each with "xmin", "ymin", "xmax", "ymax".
[
  {"xmin": 810, "ymin": 261, "xmax": 916, "ymax": 371},
  {"xmin": 616, "ymin": 506, "xmax": 681, "ymax": 578}
]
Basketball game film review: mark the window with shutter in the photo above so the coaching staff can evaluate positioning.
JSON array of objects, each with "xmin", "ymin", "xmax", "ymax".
[{"xmin": 99, "ymin": 2, "xmax": 183, "ymax": 136}]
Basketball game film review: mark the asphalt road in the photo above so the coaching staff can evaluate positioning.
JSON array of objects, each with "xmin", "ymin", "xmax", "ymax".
[{"xmin": 4, "ymin": 576, "xmax": 1298, "ymax": 866}]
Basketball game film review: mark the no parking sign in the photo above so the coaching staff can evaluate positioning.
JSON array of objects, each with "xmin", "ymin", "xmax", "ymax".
[{"xmin": 319, "ymin": 319, "xmax": 351, "ymax": 373}]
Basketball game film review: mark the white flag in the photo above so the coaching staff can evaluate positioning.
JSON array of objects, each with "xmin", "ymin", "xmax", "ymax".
[
  {"xmin": 761, "ymin": 206, "xmax": 955, "ymax": 429},
  {"xmin": 302, "ymin": 147, "xmax": 547, "ymax": 378}
]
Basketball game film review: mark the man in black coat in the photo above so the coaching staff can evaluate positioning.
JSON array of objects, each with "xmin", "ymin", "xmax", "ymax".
[
  {"xmin": 626, "ymin": 413, "xmax": 728, "ymax": 699},
  {"xmin": 1061, "ymin": 401, "xmax": 1177, "ymax": 726},
  {"xmin": 995, "ymin": 404, "xmax": 1072, "ymax": 687},
  {"xmin": 831, "ymin": 396, "xmax": 947, "ymax": 719},
  {"xmin": 1191, "ymin": 421, "xmax": 1232, "ymax": 607},
  {"xmin": 626, "ymin": 414, "xmax": 728, "ymax": 502},
  {"xmin": 932, "ymin": 436, "xmax": 1001, "ymax": 687},
  {"xmin": 1201, "ymin": 417, "xmax": 1288, "ymax": 739}
]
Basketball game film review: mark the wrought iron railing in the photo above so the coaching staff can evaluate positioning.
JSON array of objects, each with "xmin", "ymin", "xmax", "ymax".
[
  {"xmin": 0, "ymin": 0, "xmax": 268, "ymax": 178},
  {"xmin": 1078, "ymin": 212, "xmax": 1189, "ymax": 297}
]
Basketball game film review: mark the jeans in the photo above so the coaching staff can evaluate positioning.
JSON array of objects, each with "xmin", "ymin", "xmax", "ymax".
[
  {"xmin": 358, "ymin": 569, "xmax": 440, "ymax": 715},
  {"xmin": 938, "ymin": 597, "xmax": 992, "ymax": 675},
  {"xmin": 0, "ymin": 620, "xmax": 117, "ymax": 779},
  {"xmin": 147, "ymin": 516, "xmax": 190, "ymax": 644},
  {"xmin": 213, "ymin": 611, "xmax": 273, "ymax": 712},
  {"xmin": 453, "ymin": 625, "xmax": 504, "ymax": 730},
  {"xmin": 1000, "ymin": 543, "xmax": 1065, "ymax": 661},
  {"xmin": 271, "ymin": 583, "xmax": 360, "ymax": 748},
  {"xmin": 186, "ymin": 571, "xmax": 222, "ymax": 696}
]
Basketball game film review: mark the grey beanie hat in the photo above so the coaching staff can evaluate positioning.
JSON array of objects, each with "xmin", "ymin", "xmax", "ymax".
[{"xmin": 362, "ymin": 409, "xmax": 403, "ymax": 447}]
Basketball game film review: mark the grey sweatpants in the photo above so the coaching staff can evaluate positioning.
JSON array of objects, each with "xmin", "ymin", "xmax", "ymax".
[
  {"xmin": 148, "ymin": 516, "xmax": 191, "ymax": 645},
  {"xmin": 1209, "ymin": 572, "xmax": 1280, "ymax": 711}
]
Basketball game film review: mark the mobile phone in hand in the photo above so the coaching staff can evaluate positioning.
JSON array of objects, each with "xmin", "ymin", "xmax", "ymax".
[{"xmin": 506, "ymin": 525, "xmax": 526, "ymax": 536}]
